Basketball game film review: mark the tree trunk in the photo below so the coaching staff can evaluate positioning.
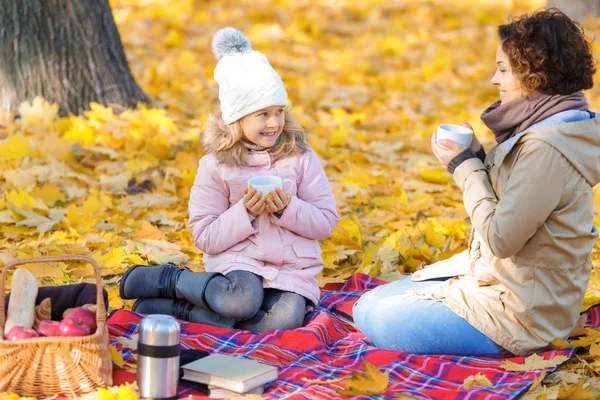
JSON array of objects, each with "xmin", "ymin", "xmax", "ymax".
[
  {"xmin": 548, "ymin": 0, "xmax": 600, "ymax": 22},
  {"xmin": 0, "ymin": 0, "xmax": 148, "ymax": 116}
]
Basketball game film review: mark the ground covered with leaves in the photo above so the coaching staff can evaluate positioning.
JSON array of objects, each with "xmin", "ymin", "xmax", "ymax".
[{"xmin": 1, "ymin": 0, "xmax": 600, "ymax": 398}]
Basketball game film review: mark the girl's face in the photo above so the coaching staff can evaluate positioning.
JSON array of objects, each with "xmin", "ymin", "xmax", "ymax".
[
  {"xmin": 490, "ymin": 43, "xmax": 526, "ymax": 104},
  {"xmin": 240, "ymin": 105, "xmax": 286, "ymax": 148}
]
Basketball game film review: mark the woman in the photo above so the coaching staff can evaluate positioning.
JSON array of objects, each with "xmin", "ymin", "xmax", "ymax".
[{"xmin": 353, "ymin": 8, "xmax": 599, "ymax": 357}]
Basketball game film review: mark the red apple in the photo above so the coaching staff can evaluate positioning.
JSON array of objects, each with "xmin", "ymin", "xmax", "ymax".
[
  {"xmin": 37, "ymin": 320, "xmax": 60, "ymax": 337},
  {"xmin": 58, "ymin": 316, "xmax": 92, "ymax": 337},
  {"xmin": 64, "ymin": 307, "xmax": 97, "ymax": 334},
  {"xmin": 7, "ymin": 326, "xmax": 40, "ymax": 340}
]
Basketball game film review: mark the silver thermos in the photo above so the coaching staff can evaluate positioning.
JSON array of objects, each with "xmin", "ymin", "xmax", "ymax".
[{"xmin": 137, "ymin": 314, "xmax": 181, "ymax": 400}]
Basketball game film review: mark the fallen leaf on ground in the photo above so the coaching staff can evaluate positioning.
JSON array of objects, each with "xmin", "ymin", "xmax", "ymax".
[
  {"xmin": 463, "ymin": 372, "xmax": 493, "ymax": 389},
  {"xmin": 500, "ymin": 354, "xmax": 569, "ymax": 372},
  {"xmin": 335, "ymin": 360, "xmax": 389, "ymax": 396}
]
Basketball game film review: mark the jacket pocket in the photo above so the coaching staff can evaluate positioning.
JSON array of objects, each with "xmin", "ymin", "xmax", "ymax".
[
  {"xmin": 474, "ymin": 270, "xmax": 506, "ymax": 311},
  {"xmin": 292, "ymin": 242, "xmax": 321, "ymax": 259},
  {"xmin": 484, "ymin": 283, "xmax": 507, "ymax": 312}
]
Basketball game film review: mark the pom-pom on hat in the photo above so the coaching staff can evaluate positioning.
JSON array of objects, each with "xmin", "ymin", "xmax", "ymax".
[{"xmin": 212, "ymin": 27, "xmax": 288, "ymax": 124}]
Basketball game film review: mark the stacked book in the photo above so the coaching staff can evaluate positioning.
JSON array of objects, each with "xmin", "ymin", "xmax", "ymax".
[{"xmin": 181, "ymin": 353, "xmax": 279, "ymax": 398}]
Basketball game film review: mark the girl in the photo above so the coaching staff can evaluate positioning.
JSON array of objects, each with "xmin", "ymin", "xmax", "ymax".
[
  {"xmin": 354, "ymin": 8, "xmax": 599, "ymax": 357},
  {"xmin": 120, "ymin": 28, "xmax": 339, "ymax": 332}
]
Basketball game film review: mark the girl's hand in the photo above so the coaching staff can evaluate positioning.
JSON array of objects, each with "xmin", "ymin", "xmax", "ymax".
[
  {"xmin": 461, "ymin": 120, "xmax": 482, "ymax": 152},
  {"xmin": 266, "ymin": 188, "xmax": 292, "ymax": 214},
  {"xmin": 244, "ymin": 187, "xmax": 266, "ymax": 217},
  {"xmin": 431, "ymin": 131, "xmax": 467, "ymax": 168}
]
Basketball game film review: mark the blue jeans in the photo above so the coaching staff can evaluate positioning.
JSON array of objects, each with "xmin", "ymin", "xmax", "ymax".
[
  {"xmin": 352, "ymin": 276, "xmax": 512, "ymax": 357},
  {"xmin": 205, "ymin": 270, "xmax": 307, "ymax": 332}
]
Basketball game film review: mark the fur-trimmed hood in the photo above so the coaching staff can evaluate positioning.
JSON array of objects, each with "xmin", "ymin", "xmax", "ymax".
[{"xmin": 202, "ymin": 111, "xmax": 309, "ymax": 167}]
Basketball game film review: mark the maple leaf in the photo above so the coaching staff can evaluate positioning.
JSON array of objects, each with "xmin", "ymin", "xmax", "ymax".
[
  {"xmin": 18, "ymin": 96, "xmax": 58, "ymax": 127},
  {"xmin": 335, "ymin": 360, "xmax": 389, "ymax": 396},
  {"xmin": 97, "ymin": 388, "xmax": 118, "ymax": 400},
  {"xmin": 500, "ymin": 353, "xmax": 569, "ymax": 372},
  {"xmin": 528, "ymin": 371, "xmax": 546, "ymax": 393},
  {"xmin": 463, "ymin": 372, "xmax": 493, "ymax": 389},
  {"xmin": 5, "ymin": 190, "xmax": 35, "ymax": 211},
  {"xmin": 0, "ymin": 136, "xmax": 32, "ymax": 161},
  {"xmin": 419, "ymin": 168, "xmax": 453, "ymax": 184},
  {"xmin": 12, "ymin": 208, "xmax": 65, "ymax": 233},
  {"xmin": 31, "ymin": 184, "xmax": 66, "ymax": 207},
  {"xmin": 552, "ymin": 337, "xmax": 598, "ymax": 349}
]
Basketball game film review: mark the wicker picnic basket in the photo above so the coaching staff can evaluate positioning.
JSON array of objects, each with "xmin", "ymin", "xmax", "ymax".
[{"xmin": 0, "ymin": 255, "xmax": 113, "ymax": 396}]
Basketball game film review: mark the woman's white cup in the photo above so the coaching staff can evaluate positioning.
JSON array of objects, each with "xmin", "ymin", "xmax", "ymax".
[
  {"xmin": 248, "ymin": 176, "xmax": 293, "ymax": 195},
  {"xmin": 437, "ymin": 124, "xmax": 473, "ymax": 148}
]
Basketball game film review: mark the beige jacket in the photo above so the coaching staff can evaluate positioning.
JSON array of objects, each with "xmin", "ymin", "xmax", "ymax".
[{"xmin": 412, "ymin": 114, "xmax": 600, "ymax": 356}]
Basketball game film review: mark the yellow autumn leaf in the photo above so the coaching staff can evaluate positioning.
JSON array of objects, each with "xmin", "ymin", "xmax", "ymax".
[
  {"xmin": 0, "ymin": 136, "xmax": 32, "ymax": 161},
  {"xmin": 109, "ymin": 344, "xmax": 126, "ymax": 368},
  {"xmin": 557, "ymin": 381, "xmax": 600, "ymax": 400},
  {"xmin": 5, "ymin": 190, "xmax": 35, "ymax": 211},
  {"xmin": 529, "ymin": 371, "xmax": 546, "ymax": 392},
  {"xmin": 31, "ymin": 184, "xmax": 66, "ymax": 207},
  {"xmin": 552, "ymin": 337, "xmax": 597, "ymax": 349},
  {"xmin": 335, "ymin": 360, "xmax": 389, "ymax": 396},
  {"xmin": 97, "ymin": 247, "xmax": 130, "ymax": 276},
  {"xmin": 370, "ymin": 194, "xmax": 409, "ymax": 209},
  {"xmin": 117, "ymin": 384, "xmax": 139, "ymax": 400},
  {"xmin": 18, "ymin": 96, "xmax": 59, "ymax": 127},
  {"xmin": 500, "ymin": 353, "xmax": 569, "ymax": 372},
  {"xmin": 463, "ymin": 372, "xmax": 493, "ymax": 389},
  {"xmin": 86, "ymin": 102, "xmax": 116, "ymax": 122},
  {"xmin": 419, "ymin": 168, "xmax": 453, "ymax": 184},
  {"xmin": 65, "ymin": 207, "xmax": 99, "ymax": 233},
  {"xmin": 98, "ymin": 387, "xmax": 118, "ymax": 400},
  {"xmin": 590, "ymin": 343, "xmax": 600, "ymax": 356},
  {"xmin": 12, "ymin": 208, "xmax": 62, "ymax": 233},
  {"xmin": 108, "ymin": 286, "xmax": 127, "ymax": 310}
]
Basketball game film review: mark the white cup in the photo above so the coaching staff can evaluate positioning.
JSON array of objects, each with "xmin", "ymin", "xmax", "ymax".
[
  {"xmin": 248, "ymin": 176, "xmax": 293, "ymax": 195},
  {"xmin": 437, "ymin": 124, "xmax": 473, "ymax": 148}
]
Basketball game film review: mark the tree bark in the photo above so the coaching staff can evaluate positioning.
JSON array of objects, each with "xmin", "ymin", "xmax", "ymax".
[
  {"xmin": 548, "ymin": 0, "xmax": 600, "ymax": 22},
  {"xmin": 0, "ymin": 0, "xmax": 148, "ymax": 116}
]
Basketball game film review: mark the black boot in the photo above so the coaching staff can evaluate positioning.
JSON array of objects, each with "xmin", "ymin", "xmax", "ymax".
[
  {"xmin": 131, "ymin": 298, "xmax": 235, "ymax": 328},
  {"xmin": 119, "ymin": 263, "xmax": 218, "ymax": 310}
]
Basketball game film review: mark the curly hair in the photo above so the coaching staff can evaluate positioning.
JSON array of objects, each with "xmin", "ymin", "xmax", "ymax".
[{"xmin": 498, "ymin": 8, "xmax": 596, "ymax": 95}]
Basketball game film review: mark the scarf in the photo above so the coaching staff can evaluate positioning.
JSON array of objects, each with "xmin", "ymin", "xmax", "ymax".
[
  {"xmin": 241, "ymin": 136, "xmax": 282, "ymax": 152},
  {"xmin": 480, "ymin": 92, "xmax": 589, "ymax": 144}
]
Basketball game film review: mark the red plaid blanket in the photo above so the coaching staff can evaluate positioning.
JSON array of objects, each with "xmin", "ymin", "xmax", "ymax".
[{"xmin": 109, "ymin": 273, "xmax": 594, "ymax": 399}]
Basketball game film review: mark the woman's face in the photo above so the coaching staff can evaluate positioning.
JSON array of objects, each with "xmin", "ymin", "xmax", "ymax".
[{"xmin": 491, "ymin": 43, "xmax": 526, "ymax": 104}]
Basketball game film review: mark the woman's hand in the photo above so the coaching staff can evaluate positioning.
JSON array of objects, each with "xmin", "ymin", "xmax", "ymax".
[
  {"xmin": 244, "ymin": 187, "xmax": 266, "ymax": 217},
  {"xmin": 266, "ymin": 188, "xmax": 292, "ymax": 214},
  {"xmin": 461, "ymin": 120, "xmax": 482, "ymax": 153},
  {"xmin": 431, "ymin": 131, "xmax": 467, "ymax": 168}
]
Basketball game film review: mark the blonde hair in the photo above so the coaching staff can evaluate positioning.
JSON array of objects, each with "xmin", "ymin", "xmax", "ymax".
[{"xmin": 204, "ymin": 107, "xmax": 309, "ymax": 167}]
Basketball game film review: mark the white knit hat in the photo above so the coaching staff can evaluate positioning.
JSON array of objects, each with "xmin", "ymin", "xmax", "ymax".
[{"xmin": 212, "ymin": 27, "xmax": 288, "ymax": 125}]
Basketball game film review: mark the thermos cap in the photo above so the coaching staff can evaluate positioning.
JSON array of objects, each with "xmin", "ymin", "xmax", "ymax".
[{"xmin": 139, "ymin": 314, "xmax": 180, "ymax": 347}]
